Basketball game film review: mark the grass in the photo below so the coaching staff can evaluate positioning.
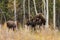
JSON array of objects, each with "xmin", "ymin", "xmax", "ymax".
[{"xmin": 0, "ymin": 23, "xmax": 60, "ymax": 40}]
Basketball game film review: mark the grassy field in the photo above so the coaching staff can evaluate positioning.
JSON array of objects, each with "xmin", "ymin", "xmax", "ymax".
[{"xmin": 0, "ymin": 23, "xmax": 60, "ymax": 40}]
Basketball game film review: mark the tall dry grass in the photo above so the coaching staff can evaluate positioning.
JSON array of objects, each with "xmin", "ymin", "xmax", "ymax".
[{"xmin": 0, "ymin": 23, "xmax": 60, "ymax": 40}]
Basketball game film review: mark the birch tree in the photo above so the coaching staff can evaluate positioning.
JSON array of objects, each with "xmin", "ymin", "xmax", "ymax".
[
  {"xmin": 46, "ymin": 0, "xmax": 49, "ymax": 28},
  {"xmin": 28, "ymin": 0, "xmax": 30, "ymax": 20},
  {"xmin": 53, "ymin": 0, "xmax": 56, "ymax": 29},
  {"xmin": 14, "ymin": 0, "xmax": 17, "ymax": 23},
  {"xmin": 42, "ymin": 0, "xmax": 46, "ymax": 18},
  {"xmin": 33, "ymin": 0, "xmax": 38, "ymax": 15},
  {"xmin": 23, "ymin": 0, "xmax": 26, "ymax": 26},
  {"xmin": 14, "ymin": 0, "xmax": 17, "ymax": 27}
]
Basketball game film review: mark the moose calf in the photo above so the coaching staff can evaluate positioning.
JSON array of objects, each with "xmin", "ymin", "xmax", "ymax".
[{"xmin": 7, "ymin": 20, "xmax": 17, "ymax": 31}]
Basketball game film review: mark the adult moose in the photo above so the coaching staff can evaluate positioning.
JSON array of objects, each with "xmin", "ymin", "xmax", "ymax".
[{"xmin": 26, "ymin": 13, "xmax": 46, "ymax": 30}]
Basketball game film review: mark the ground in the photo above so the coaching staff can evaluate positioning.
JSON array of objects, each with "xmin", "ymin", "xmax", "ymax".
[{"xmin": 0, "ymin": 23, "xmax": 60, "ymax": 40}]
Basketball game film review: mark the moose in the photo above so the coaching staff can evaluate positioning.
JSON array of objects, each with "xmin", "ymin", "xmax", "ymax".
[
  {"xmin": 7, "ymin": 20, "xmax": 17, "ymax": 31},
  {"xmin": 26, "ymin": 13, "xmax": 46, "ymax": 30}
]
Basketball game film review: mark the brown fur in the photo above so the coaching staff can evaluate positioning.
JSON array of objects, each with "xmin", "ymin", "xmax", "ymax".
[
  {"xmin": 26, "ymin": 13, "xmax": 46, "ymax": 30},
  {"xmin": 7, "ymin": 20, "xmax": 18, "ymax": 31}
]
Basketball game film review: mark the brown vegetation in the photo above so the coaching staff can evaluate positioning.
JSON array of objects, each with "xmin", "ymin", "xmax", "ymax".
[{"xmin": 0, "ymin": 25, "xmax": 60, "ymax": 40}]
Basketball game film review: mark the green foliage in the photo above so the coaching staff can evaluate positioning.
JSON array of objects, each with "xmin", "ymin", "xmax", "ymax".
[{"xmin": 0, "ymin": 0, "xmax": 60, "ymax": 24}]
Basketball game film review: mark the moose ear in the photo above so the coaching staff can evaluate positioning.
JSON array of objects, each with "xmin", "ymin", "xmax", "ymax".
[
  {"xmin": 41, "ymin": 13, "xmax": 44, "ymax": 15},
  {"xmin": 37, "ymin": 13, "xmax": 43, "ymax": 14},
  {"xmin": 39, "ymin": 13, "xmax": 45, "ymax": 19},
  {"xmin": 39, "ymin": 13, "xmax": 43, "ymax": 15}
]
